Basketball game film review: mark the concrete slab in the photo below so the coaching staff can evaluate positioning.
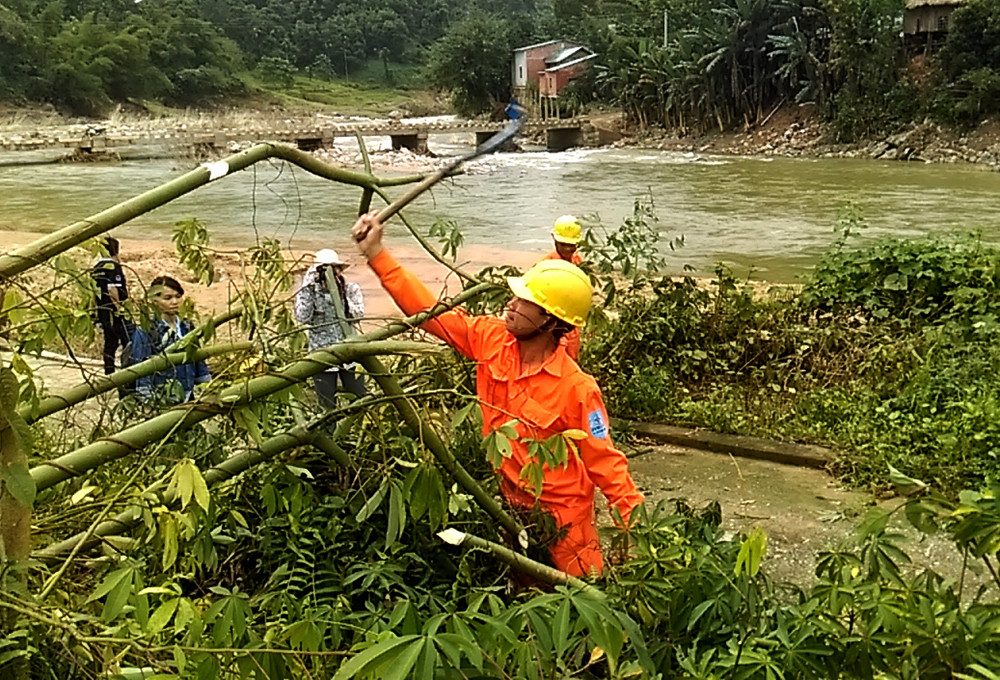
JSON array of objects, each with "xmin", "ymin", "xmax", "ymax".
[{"xmin": 617, "ymin": 421, "xmax": 833, "ymax": 468}]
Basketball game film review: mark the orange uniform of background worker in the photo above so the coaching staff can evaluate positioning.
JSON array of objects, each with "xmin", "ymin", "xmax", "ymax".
[{"xmin": 353, "ymin": 211, "xmax": 643, "ymax": 577}]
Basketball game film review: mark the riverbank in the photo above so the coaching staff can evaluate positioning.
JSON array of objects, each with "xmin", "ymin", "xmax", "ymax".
[
  {"xmin": 6, "ymin": 103, "xmax": 1000, "ymax": 171},
  {"xmin": 619, "ymin": 104, "xmax": 1000, "ymax": 169}
]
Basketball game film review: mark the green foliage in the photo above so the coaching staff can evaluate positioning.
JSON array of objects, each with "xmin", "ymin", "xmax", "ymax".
[
  {"xmin": 256, "ymin": 56, "xmax": 296, "ymax": 88},
  {"xmin": 12, "ymin": 163, "xmax": 1000, "ymax": 680},
  {"xmin": 595, "ymin": 0, "xmax": 835, "ymax": 131},
  {"xmin": 801, "ymin": 216, "xmax": 1000, "ymax": 328},
  {"xmin": 585, "ymin": 202, "xmax": 1000, "ymax": 493},
  {"xmin": 173, "ymin": 218, "xmax": 217, "ymax": 286},
  {"xmin": 821, "ymin": 0, "xmax": 912, "ymax": 140},
  {"xmin": 426, "ymin": 11, "xmax": 519, "ymax": 116},
  {"xmin": 941, "ymin": 0, "xmax": 1000, "ymax": 79}
]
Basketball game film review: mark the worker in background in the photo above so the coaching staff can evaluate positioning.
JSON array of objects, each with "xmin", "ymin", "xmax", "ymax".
[
  {"xmin": 542, "ymin": 215, "xmax": 583, "ymax": 358},
  {"xmin": 353, "ymin": 210, "xmax": 643, "ymax": 577},
  {"xmin": 545, "ymin": 214, "xmax": 584, "ymax": 266},
  {"xmin": 294, "ymin": 248, "xmax": 367, "ymax": 407},
  {"xmin": 92, "ymin": 236, "xmax": 131, "ymax": 375}
]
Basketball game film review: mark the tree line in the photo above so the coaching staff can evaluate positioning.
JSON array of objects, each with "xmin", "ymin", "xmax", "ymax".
[
  {"xmin": 4, "ymin": 0, "xmax": 1000, "ymax": 137},
  {"xmin": 0, "ymin": 0, "xmax": 553, "ymax": 115},
  {"xmin": 557, "ymin": 0, "xmax": 1000, "ymax": 139}
]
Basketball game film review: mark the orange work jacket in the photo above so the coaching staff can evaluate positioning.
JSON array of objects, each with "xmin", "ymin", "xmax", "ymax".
[
  {"xmin": 369, "ymin": 250, "xmax": 643, "ymax": 572},
  {"xmin": 543, "ymin": 249, "xmax": 583, "ymax": 266},
  {"xmin": 541, "ymin": 250, "xmax": 583, "ymax": 359}
]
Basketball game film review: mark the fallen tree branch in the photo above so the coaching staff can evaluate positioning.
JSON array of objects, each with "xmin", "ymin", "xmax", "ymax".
[
  {"xmin": 437, "ymin": 528, "xmax": 605, "ymax": 598},
  {"xmin": 0, "ymin": 144, "xmax": 437, "ymax": 279}
]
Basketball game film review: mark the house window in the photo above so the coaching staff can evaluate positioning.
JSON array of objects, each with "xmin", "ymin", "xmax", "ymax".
[
  {"xmin": 916, "ymin": 18, "xmax": 922, "ymax": 32},
  {"xmin": 519, "ymin": 66, "xmax": 524, "ymax": 80},
  {"xmin": 937, "ymin": 15, "xmax": 948, "ymax": 30}
]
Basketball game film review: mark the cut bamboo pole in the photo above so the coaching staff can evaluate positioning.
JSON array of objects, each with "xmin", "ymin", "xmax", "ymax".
[
  {"xmin": 0, "ymin": 369, "xmax": 30, "ymax": 565},
  {"xmin": 0, "ymin": 369, "xmax": 31, "ymax": 671},
  {"xmin": 30, "ymin": 284, "xmax": 491, "ymax": 491},
  {"xmin": 29, "ymin": 340, "xmax": 425, "ymax": 492},
  {"xmin": 22, "ymin": 341, "xmax": 253, "ymax": 425},
  {"xmin": 36, "ymin": 416, "xmax": 346, "ymax": 559},
  {"xmin": 322, "ymin": 269, "xmax": 522, "ymax": 539},
  {"xmin": 0, "ymin": 145, "xmax": 434, "ymax": 279},
  {"xmin": 437, "ymin": 529, "xmax": 605, "ymax": 598}
]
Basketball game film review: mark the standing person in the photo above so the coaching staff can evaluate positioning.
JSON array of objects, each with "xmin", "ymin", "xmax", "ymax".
[
  {"xmin": 542, "ymin": 216, "xmax": 583, "ymax": 358},
  {"xmin": 353, "ymin": 211, "xmax": 643, "ymax": 577},
  {"xmin": 92, "ymin": 236, "xmax": 131, "ymax": 374},
  {"xmin": 545, "ymin": 215, "xmax": 584, "ymax": 265},
  {"xmin": 131, "ymin": 276, "xmax": 211, "ymax": 403},
  {"xmin": 294, "ymin": 249, "xmax": 366, "ymax": 408}
]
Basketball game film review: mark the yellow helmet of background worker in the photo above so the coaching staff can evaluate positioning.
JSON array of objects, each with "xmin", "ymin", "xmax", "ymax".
[
  {"xmin": 551, "ymin": 215, "xmax": 582, "ymax": 245},
  {"xmin": 507, "ymin": 259, "xmax": 592, "ymax": 327}
]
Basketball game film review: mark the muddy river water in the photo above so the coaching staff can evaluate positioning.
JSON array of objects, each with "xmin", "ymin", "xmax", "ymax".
[{"xmin": 3, "ymin": 139, "xmax": 1000, "ymax": 282}]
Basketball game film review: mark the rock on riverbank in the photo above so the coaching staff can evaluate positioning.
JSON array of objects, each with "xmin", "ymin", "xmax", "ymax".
[{"xmin": 617, "ymin": 105, "xmax": 1000, "ymax": 169}]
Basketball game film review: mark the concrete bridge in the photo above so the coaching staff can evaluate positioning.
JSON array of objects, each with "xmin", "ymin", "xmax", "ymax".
[{"xmin": 0, "ymin": 118, "xmax": 607, "ymax": 156}]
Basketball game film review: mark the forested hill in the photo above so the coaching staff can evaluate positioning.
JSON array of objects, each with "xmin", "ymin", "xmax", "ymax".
[
  {"xmin": 0, "ymin": 0, "xmax": 551, "ymax": 115},
  {"xmin": 4, "ymin": 0, "xmax": 1000, "ymax": 141}
]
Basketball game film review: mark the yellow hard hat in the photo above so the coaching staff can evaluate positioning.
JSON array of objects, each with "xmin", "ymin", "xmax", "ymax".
[
  {"xmin": 507, "ymin": 259, "xmax": 592, "ymax": 327},
  {"xmin": 551, "ymin": 215, "xmax": 582, "ymax": 245},
  {"xmin": 238, "ymin": 356, "xmax": 265, "ymax": 376}
]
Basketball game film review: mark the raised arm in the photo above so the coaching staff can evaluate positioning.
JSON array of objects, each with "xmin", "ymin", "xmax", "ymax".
[
  {"xmin": 353, "ymin": 211, "xmax": 484, "ymax": 359},
  {"xmin": 293, "ymin": 277, "xmax": 316, "ymax": 325}
]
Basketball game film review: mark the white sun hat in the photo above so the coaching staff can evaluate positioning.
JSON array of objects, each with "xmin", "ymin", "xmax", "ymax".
[{"xmin": 314, "ymin": 249, "xmax": 347, "ymax": 266}]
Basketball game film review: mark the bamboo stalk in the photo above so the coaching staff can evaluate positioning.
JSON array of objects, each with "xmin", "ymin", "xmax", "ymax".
[
  {"xmin": 21, "ymin": 341, "xmax": 253, "ymax": 424},
  {"xmin": 365, "ymin": 360, "xmax": 521, "ymax": 538},
  {"xmin": 35, "ymin": 416, "xmax": 342, "ymax": 559},
  {"xmin": 30, "ymin": 284, "xmax": 490, "ymax": 491},
  {"xmin": 322, "ymin": 269, "xmax": 522, "ymax": 539},
  {"xmin": 0, "ymin": 369, "xmax": 31, "ymax": 675},
  {"xmin": 0, "ymin": 370, "xmax": 30, "ymax": 565},
  {"xmin": 0, "ymin": 145, "xmax": 435, "ymax": 280},
  {"xmin": 29, "ymin": 340, "xmax": 425, "ymax": 492},
  {"xmin": 21, "ymin": 304, "xmax": 248, "ymax": 423},
  {"xmin": 0, "ymin": 426, "xmax": 29, "ymax": 564},
  {"xmin": 437, "ymin": 529, "xmax": 605, "ymax": 598}
]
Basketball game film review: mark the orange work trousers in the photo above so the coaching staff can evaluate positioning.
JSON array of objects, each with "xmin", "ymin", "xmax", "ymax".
[{"xmin": 502, "ymin": 480, "xmax": 603, "ymax": 578}]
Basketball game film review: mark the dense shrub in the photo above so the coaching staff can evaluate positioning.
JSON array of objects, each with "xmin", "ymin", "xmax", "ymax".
[{"xmin": 586, "ymin": 227, "xmax": 1000, "ymax": 493}]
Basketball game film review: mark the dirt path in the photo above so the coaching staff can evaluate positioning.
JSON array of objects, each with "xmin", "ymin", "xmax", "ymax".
[{"xmin": 626, "ymin": 442, "xmax": 974, "ymax": 589}]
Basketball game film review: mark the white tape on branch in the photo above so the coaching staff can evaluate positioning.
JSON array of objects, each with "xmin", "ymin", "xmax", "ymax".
[{"xmin": 201, "ymin": 160, "xmax": 230, "ymax": 181}]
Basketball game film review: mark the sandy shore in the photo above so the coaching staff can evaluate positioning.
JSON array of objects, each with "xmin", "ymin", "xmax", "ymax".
[{"xmin": 0, "ymin": 228, "xmax": 544, "ymax": 326}]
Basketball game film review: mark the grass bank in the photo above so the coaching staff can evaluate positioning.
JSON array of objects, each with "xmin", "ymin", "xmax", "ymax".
[{"xmin": 581, "ymin": 204, "xmax": 1000, "ymax": 495}]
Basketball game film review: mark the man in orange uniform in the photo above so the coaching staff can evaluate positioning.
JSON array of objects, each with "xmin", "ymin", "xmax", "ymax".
[
  {"xmin": 544, "ymin": 214, "xmax": 584, "ymax": 266},
  {"xmin": 542, "ymin": 215, "xmax": 583, "ymax": 359},
  {"xmin": 353, "ymin": 210, "xmax": 643, "ymax": 577}
]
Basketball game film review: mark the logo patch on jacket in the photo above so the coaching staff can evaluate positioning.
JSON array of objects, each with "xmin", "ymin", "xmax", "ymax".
[{"xmin": 588, "ymin": 410, "xmax": 608, "ymax": 439}]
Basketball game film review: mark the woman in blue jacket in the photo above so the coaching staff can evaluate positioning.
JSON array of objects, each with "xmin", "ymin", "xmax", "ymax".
[{"xmin": 131, "ymin": 275, "xmax": 211, "ymax": 402}]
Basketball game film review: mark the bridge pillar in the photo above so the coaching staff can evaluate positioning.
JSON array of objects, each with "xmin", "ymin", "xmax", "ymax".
[
  {"xmin": 476, "ymin": 130, "xmax": 517, "ymax": 151},
  {"xmin": 296, "ymin": 137, "xmax": 324, "ymax": 151},
  {"xmin": 546, "ymin": 127, "xmax": 583, "ymax": 152},
  {"xmin": 78, "ymin": 136, "xmax": 107, "ymax": 153},
  {"xmin": 391, "ymin": 130, "xmax": 428, "ymax": 154}
]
